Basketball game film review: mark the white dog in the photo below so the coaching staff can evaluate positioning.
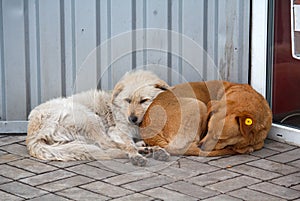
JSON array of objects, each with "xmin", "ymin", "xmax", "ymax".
[{"xmin": 26, "ymin": 70, "xmax": 170, "ymax": 166}]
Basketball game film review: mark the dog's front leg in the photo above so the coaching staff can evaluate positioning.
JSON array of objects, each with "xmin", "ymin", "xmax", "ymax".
[
  {"xmin": 183, "ymin": 141, "xmax": 237, "ymax": 157},
  {"xmin": 233, "ymin": 141, "xmax": 264, "ymax": 154},
  {"xmin": 137, "ymin": 146, "xmax": 170, "ymax": 161},
  {"xmin": 108, "ymin": 127, "xmax": 148, "ymax": 166}
]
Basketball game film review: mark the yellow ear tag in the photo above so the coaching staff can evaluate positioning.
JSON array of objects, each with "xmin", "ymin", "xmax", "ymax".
[{"xmin": 245, "ymin": 118, "xmax": 253, "ymax": 126}]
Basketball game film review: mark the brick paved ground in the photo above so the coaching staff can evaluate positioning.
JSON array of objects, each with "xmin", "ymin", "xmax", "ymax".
[{"xmin": 0, "ymin": 135, "xmax": 299, "ymax": 201}]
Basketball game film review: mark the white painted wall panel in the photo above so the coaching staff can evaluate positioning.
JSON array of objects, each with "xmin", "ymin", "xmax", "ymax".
[
  {"xmin": 38, "ymin": 0, "xmax": 62, "ymax": 102},
  {"xmin": 73, "ymin": 0, "xmax": 97, "ymax": 93},
  {"xmin": 110, "ymin": 0, "xmax": 132, "ymax": 87},
  {"xmin": 2, "ymin": 0, "xmax": 27, "ymax": 120}
]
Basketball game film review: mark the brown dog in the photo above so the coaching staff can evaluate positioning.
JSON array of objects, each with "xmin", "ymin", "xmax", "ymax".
[{"xmin": 140, "ymin": 81, "xmax": 272, "ymax": 156}]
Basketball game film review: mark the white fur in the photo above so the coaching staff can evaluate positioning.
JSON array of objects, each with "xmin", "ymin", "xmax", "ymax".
[{"xmin": 26, "ymin": 70, "xmax": 169, "ymax": 166}]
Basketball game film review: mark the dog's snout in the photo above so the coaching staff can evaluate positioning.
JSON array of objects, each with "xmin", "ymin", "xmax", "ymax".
[{"xmin": 128, "ymin": 115, "xmax": 138, "ymax": 124}]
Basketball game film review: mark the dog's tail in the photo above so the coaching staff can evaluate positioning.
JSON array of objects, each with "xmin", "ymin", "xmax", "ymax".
[{"xmin": 26, "ymin": 135, "xmax": 127, "ymax": 161}]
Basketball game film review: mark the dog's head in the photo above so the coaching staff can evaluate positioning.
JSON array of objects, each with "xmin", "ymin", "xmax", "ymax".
[
  {"xmin": 198, "ymin": 85, "xmax": 272, "ymax": 154},
  {"xmin": 112, "ymin": 70, "xmax": 169, "ymax": 125}
]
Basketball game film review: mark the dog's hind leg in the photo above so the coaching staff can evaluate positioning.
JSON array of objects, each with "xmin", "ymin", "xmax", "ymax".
[
  {"xmin": 27, "ymin": 135, "xmax": 105, "ymax": 161},
  {"xmin": 181, "ymin": 142, "xmax": 202, "ymax": 156}
]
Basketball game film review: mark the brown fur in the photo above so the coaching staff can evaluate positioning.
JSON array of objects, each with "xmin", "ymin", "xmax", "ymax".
[{"xmin": 140, "ymin": 81, "xmax": 272, "ymax": 156}]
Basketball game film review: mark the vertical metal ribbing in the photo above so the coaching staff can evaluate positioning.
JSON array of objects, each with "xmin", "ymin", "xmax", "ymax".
[
  {"xmin": 143, "ymin": 0, "xmax": 147, "ymax": 68},
  {"xmin": 0, "ymin": 0, "xmax": 6, "ymax": 120},
  {"xmin": 238, "ymin": 0, "xmax": 244, "ymax": 83},
  {"xmin": 178, "ymin": 0, "xmax": 182, "ymax": 82},
  {"xmin": 107, "ymin": 0, "xmax": 112, "ymax": 89},
  {"xmin": 24, "ymin": 0, "xmax": 31, "ymax": 116},
  {"xmin": 96, "ymin": 0, "xmax": 101, "ymax": 89},
  {"xmin": 132, "ymin": 0, "xmax": 137, "ymax": 70},
  {"xmin": 35, "ymin": 0, "xmax": 41, "ymax": 104},
  {"xmin": 167, "ymin": 0, "xmax": 172, "ymax": 84},
  {"xmin": 60, "ymin": 0, "xmax": 66, "ymax": 97},
  {"xmin": 214, "ymin": 0, "xmax": 219, "ymax": 79},
  {"xmin": 203, "ymin": 0, "xmax": 208, "ymax": 79},
  {"xmin": 71, "ymin": 0, "xmax": 76, "ymax": 92}
]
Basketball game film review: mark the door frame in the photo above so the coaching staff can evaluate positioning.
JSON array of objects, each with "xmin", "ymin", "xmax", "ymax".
[{"xmin": 251, "ymin": 0, "xmax": 300, "ymax": 146}]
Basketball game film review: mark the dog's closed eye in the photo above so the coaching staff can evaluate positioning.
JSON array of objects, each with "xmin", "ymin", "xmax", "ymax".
[
  {"xmin": 124, "ymin": 98, "xmax": 132, "ymax": 103},
  {"xmin": 140, "ymin": 98, "xmax": 150, "ymax": 104}
]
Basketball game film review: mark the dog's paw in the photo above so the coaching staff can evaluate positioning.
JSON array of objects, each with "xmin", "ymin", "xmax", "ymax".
[
  {"xmin": 153, "ymin": 148, "xmax": 170, "ymax": 161},
  {"xmin": 129, "ymin": 154, "xmax": 148, "ymax": 166},
  {"xmin": 138, "ymin": 147, "xmax": 152, "ymax": 155},
  {"xmin": 135, "ymin": 140, "xmax": 146, "ymax": 147}
]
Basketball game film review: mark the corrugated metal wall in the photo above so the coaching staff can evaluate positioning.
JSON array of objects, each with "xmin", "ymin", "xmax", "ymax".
[{"xmin": 0, "ymin": 0, "xmax": 250, "ymax": 133}]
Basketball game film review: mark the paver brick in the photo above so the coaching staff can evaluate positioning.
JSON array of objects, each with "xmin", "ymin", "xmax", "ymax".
[
  {"xmin": 186, "ymin": 156, "xmax": 221, "ymax": 163},
  {"xmin": 267, "ymin": 148, "xmax": 300, "ymax": 163},
  {"xmin": 38, "ymin": 175, "xmax": 94, "ymax": 192},
  {"xmin": 47, "ymin": 160, "xmax": 87, "ymax": 168},
  {"xmin": 104, "ymin": 170, "xmax": 157, "ymax": 185},
  {"xmin": 249, "ymin": 182, "xmax": 300, "ymax": 200},
  {"xmin": 0, "ymin": 175, "xmax": 12, "ymax": 184},
  {"xmin": 29, "ymin": 193, "xmax": 70, "ymax": 201},
  {"xmin": 81, "ymin": 181, "xmax": 133, "ymax": 198},
  {"xmin": 9, "ymin": 158, "xmax": 57, "ymax": 174},
  {"xmin": 88, "ymin": 160, "xmax": 141, "ymax": 174},
  {"xmin": 0, "ymin": 136, "xmax": 25, "ymax": 146},
  {"xmin": 228, "ymin": 188, "xmax": 284, "ymax": 201},
  {"xmin": 263, "ymin": 139, "xmax": 296, "ymax": 152},
  {"xmin": 142, "ymin": 187, "xmax": 196, "ymax": 201},
  {"xmin": 172, "ymin": 158, "xmax": 219, "ymax": 174},
  {"xmin": 0, "ymin": 190, "xmax": 23, "ymax": 201},
  {"xmin": 159, "ymin": 166, "xmax": 199, "ymax": 180},
  {"xmin": 1, "ymin": 143, "xmax": 29, "ymax": 157},
  {"xmin": 20, "ymin": 169, "xmax": 75, "ymax": 186},
  {"xmin": 247, "ymin": 159, "xmax": 299, "ymax": 175},
  {"xmin": 113, "ymin": 158, "xmax": 131, "ymax": 163},
  {"xmin": 164, "ymin": 181, "xmax": 219, "ymax": 199},
  {"xmin": 292, "ymin": 184, "xmax": 300, "ymax": 191},
  {"xmin": 187, "ymin": 169, "xmax": 239, "ymax": 186},
  {"xmin": 67, "ymin": 164, "xmax": 116, "ymax": 180},
  {"xmin": 145, "ymin": 160, "xmax": 182, "ymax": 173},
  {"xmin": 289, "ymin": 159, "xmax": 300, "ymax": 168},
  {"xmin": 56, "ymin": 187, "xmax": 109, "ymax": 200},
  {"xmin": 110, "ymin": 193, "xmax": 152, "ymax": 201},
  {"xmin": 271, "ymin": 172, "xmax": 300, "ymax": 187},
  {"xmin": 207, "ymin": 175, "xmax": 260, "ymax": 193},
  {"xmin": 0, "ymin": 153, "xmax": 23, "ymax": 164},
  {"xmin": 122, "ymin": 175, "xmax": 174, "ymax": 192},
  {"xmin": 0, "ymin": 181, "xmax": 47, "ymax": 199},
  {"xmin": 250, "ymin": 147, "xmax": 279, "ymax": 158},
  {"xmin": 202, "ymin": 194, "xmax": 242, "ymax": 201},
  {"xmin": 229, "ymin": 164, "xmax": 281, "ymax": 180},
  {"xmin": 0, "ymin": 150, "xmax": 6, "ymax": 155},
  {"xmin": 0, "ymin": 164, "xmax": 34, "ymax": 179},
  {"xmin": 208, "ymin": 154, "xmax": 258, "ymax": 168}
]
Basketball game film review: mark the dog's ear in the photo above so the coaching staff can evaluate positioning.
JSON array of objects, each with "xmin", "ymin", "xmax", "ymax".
[
  {"xmin": 207, "ymin": 100, "xmax": 218, "ymax": 114},
  {"xmin": 207, "ymin": 100, "xmax": 225, "ymax": 115},
  {"xmin": 153, "ymin": 81, "xmax": 169, "ymax": 91},
  {"xmin": 112, "ymin": 83, "xmax": 124, "ymax": 102},
  {"xmin": 238, "ymin": 115, "xmax": 255, "ymax": 138}
]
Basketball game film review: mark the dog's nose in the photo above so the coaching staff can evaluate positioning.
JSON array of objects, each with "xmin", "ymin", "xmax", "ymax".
[{"xmin": 128, "ymin": 115, "xmax": 138, "ymax": 124}]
